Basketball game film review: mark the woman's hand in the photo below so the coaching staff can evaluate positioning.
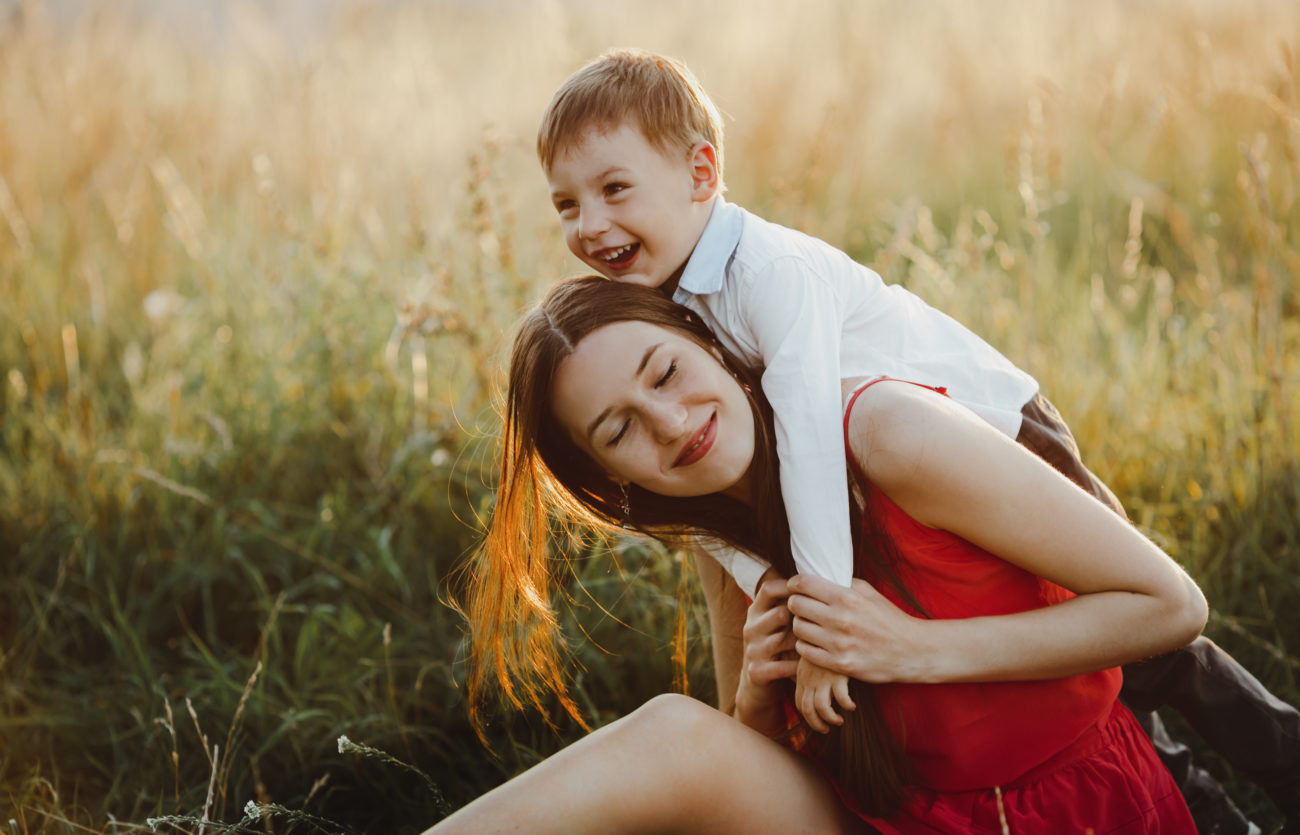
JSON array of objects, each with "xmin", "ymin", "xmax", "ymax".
[
  {"xmin": 734, "ymin": 575, "xmax": 799, "ymax": 737},
  {"xmin": 787, "ymin": 574, "xmax": 935, "ymax": 683}
]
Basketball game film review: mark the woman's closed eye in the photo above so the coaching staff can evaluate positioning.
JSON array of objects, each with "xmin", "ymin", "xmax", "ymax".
[
  {"xmin": 605, "ymin": 361, "xmax": 676, "ymax": 447},
  {"xmin": 607, "ymin": 419, "xmax": 631, "ymax": 447},
  {"xmin": 654, "ymin": 360, "xmax": 677, "ymax": 388}
]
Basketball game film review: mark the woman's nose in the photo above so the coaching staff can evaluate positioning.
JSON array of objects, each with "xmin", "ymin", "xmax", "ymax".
[{"xmin": 645, "ymin": 399, "xmax": 688, "ymax": 442}]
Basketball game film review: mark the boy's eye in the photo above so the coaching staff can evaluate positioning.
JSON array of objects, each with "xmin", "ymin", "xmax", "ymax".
[
  {"xmin": 554, "ymin": 199, "xmax": 577, "ymax": 216},
  {"xmin": 604, "ymin": 182, "xmax": 628, "ymax": 197},
  {"xmin": 654, "ymin": 360, "xmax": 677, "ymax": 389}
]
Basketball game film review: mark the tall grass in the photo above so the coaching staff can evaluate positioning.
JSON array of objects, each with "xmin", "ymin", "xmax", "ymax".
[{"xmin": 1, "ymin": 0, "xmax": 1297, "ymax": 831}]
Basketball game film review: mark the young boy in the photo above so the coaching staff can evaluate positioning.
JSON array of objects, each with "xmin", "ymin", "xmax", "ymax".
[{"xmin": 537, "ymin": 47, "xmax": 1297, "ymax": 833}]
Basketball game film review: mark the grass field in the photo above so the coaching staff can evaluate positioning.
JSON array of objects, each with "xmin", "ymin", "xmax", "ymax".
[{"xmin": 1, "ymin": 0, "xmax": 1298, "ymax": 831}]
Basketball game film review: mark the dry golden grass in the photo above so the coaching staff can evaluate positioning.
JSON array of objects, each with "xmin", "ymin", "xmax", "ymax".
[{"xmin": 1, "ymin": 0, "xmax": 1298, "ymax": 830}]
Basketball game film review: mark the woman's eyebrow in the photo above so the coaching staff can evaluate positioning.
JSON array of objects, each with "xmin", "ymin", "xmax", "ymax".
[
  {"xmin": 635, "ymin": 343, "xmax": 663, "ymax": 376},
  {"xmin": 584, "ymin": 342, "xmax": 663, "ymax": 442}
]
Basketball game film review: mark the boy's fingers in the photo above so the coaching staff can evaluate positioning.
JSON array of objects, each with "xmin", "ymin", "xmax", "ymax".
[
  {"xmin": 816, "ymin": 689, "xmax": 843, "ymax": 727},
  {"xmin": 796, "ymin": 681, "xmax": 823, "ymax": 733},
  {"xmin": 800, "ymin": 697, "xmax": 829, "ymax": 733},
  {"xmin": 833, "ymin": 677, "xmax": 856, "ymax": 712}
]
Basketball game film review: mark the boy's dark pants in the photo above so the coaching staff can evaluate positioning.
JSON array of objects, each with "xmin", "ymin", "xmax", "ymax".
[{"xmin": 1019, "ymin": 392, "xmax": 1300, "ymax": 833}]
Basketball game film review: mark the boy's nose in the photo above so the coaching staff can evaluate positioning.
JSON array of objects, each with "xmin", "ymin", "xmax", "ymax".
[{"xmin": 578, "ymin": 205, "xmax": 610, "ymax": 240}]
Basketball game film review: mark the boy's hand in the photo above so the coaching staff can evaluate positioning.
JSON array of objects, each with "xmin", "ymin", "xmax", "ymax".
[{"xmin": 794, "ymin": 657, "xmax": 855, "ymax": 733}]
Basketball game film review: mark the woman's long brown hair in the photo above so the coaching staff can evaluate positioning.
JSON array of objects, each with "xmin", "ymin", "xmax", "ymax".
[{"xmin": 467, "ymin": 276, "xmax": 911, "ymax": 815}]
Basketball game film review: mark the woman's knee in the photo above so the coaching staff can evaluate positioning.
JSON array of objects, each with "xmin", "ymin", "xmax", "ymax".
[
  {"xmin": 614, "ymin": 694, "xmax": 854, "ymax": 832},
  {"xmin": 612, "ymin": 694, "xmax": 743, "ymax": 771},
  {"xmin": 623, "ymin": 693, "xmax": 723, "ymax": 740}
]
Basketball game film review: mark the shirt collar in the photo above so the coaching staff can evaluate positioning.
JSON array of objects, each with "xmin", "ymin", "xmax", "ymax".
[{"xmin": 672, "ymin": 196, "xmax": 743, "ymax": 302}]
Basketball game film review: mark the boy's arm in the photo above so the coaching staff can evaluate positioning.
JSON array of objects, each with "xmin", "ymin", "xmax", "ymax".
[{"xmin": 742, "ymin": 259, "xmax": 854, "ymax": 587}]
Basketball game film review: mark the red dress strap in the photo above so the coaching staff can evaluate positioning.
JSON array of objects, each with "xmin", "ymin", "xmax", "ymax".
[{"xmin": 841, "ymin": 376, "xmax": 948, "ymax": 487}]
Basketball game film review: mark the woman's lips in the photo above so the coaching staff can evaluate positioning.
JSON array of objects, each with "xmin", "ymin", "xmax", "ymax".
[{"xmin": 674, "ymin": 412, "xmax": 716, "ymax": 467}]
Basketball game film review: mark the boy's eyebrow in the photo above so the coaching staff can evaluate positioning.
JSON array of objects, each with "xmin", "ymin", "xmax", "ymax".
[
  {"xmin": 595, "ymin": 165, "xmax": 629, "ymax": 181},
  {"xmin": 585, "ymin": 342, "xmax": 662, "ymax": 442},
  {"xmin": 550, "ymin": 166, "xmax": 630, "ymax": 198}
]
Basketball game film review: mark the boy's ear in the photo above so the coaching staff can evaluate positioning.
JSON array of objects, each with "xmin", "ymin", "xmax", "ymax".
[{"xmin": 687, "ymin": 141, "xmax": 720, "ymax": 203}]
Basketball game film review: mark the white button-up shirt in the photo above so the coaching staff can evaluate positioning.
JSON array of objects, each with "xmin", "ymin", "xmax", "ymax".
[{"xmin": 674, "ymin": 198, "xmax": 1039, "ymax": 594}]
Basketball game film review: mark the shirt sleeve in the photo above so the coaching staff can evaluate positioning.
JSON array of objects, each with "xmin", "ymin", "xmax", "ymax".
[
  {"xmin": 739, "ymin": 259, "xmax": 854, "ymax": 586},
  {"xmin": 693, "ymin": 538, "xmax": 770, "ymax": 599}
]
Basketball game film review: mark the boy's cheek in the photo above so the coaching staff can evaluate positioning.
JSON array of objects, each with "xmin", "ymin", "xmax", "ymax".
[
  {"xmin": 563, "ymin": 233, "xmax": 605, "ymax": 271},
  {"xmin": 588, "ymin": 261, "xmax": 618, "ymax": 281}
]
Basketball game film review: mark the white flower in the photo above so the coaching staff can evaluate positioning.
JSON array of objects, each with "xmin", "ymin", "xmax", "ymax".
[{"xmin": 337, "ymin": 734, "xmax": 351, "ymax": 753}]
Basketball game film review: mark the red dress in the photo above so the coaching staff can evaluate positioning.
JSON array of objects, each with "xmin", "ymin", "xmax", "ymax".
[{"xmin": 835, "ymin": 379, "xmax": 1195, "ymax": 834}]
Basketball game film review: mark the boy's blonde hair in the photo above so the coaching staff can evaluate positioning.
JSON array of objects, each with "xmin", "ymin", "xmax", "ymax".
[{"xmin": 537, "ymin": 48, "xmax": 724, "ymax": 182}]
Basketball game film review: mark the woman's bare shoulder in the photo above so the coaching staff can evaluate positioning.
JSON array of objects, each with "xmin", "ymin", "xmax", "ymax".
[{"xmin": 844, "ymin": 379, "xmax": 982, "ymax": 489}]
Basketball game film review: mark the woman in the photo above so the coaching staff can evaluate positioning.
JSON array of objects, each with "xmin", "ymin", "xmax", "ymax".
[{"xmin": 428, "ymin": 277, "xmax": 1206, "ymax": 833}]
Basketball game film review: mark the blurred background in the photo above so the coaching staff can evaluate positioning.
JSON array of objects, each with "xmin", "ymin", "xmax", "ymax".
[{"xmin": 1, "ymin": 0, "xmax": 1297, "ymax": 831}]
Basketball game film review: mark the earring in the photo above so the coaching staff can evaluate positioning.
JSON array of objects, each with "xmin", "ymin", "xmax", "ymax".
[
  {"xmin": 618, "ymin": 481, "xmax": 631, "ymax": 526},
  {"xmin": 727, "ymin": 363, "xmax": 753, "ymax": 395}
]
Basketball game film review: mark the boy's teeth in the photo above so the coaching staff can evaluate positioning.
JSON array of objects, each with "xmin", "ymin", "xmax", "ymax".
[{"xmin": 602, "ymin": 244, "xmax": 633, "ymax": 261}]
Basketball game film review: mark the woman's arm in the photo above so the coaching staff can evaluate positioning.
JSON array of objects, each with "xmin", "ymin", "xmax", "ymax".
[
  {"xmin": 694, "ymin": 553, "xmax": 801, "ymax": 736},
  {"xmin": 692, "ymin": 545, "xmax": 745, "ymax": 715},
  {"xmin": 788, "ymin": 380, "xmax": 1208, "ymax": 685}
]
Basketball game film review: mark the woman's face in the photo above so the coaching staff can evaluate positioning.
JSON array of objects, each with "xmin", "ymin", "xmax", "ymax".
[{"xmin": 550, "ymin": 320, "xmax": 755, "ymax": 502}]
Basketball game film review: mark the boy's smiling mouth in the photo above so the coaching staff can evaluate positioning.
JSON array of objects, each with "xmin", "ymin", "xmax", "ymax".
[{"xmin": 596, "ymin": 242, "xmax": 640, "ymax": 269}]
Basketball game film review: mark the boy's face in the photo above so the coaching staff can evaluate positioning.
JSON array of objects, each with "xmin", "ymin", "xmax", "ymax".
[{"xmin": 547, "ymin": 122, "xmax": 718, "ymax": 290}]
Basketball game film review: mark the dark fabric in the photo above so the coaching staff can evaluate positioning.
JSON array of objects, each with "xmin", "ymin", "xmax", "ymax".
[
  {"xmin": 1134, "ymin": 709, "xmax": 1256, "ymax": 835},
  {"xmin": 1016, "ymin": 391, "xmax": 1126, "ymax": 516},
  {"xmin": 1018, "ymin": 392, "xmax": 1300, "ymax": 831},
  {"xmin": 1125, "ymin": 639, "xmax": 1300, "ymax": 807}
]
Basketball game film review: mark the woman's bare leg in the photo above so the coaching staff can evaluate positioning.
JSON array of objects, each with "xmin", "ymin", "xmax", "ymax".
[{"xmin": 423, "ymin": 693, "xmax": 863, "ymax": 834}]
